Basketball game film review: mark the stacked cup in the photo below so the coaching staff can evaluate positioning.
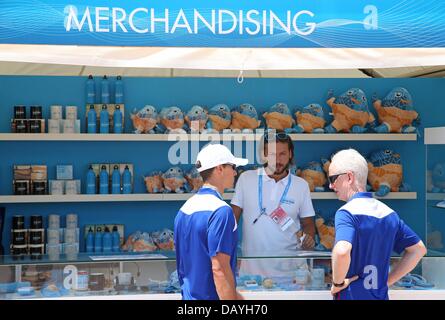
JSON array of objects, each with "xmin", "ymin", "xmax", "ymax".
[
  {"xmin": 46, "ymin": 214, "xmax": 61, "ymax": 260},
  {"xmin": 64, "ymin": 214, "xmax": 79, "ymax": 259}
]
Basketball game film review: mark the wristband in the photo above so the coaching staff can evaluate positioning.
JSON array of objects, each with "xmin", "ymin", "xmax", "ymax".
[{"xmin": 333, "ymin": 281, "xmax": 345, "ymax": 287}]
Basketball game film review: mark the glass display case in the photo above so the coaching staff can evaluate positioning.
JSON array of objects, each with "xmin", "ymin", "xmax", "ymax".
[{"xmin": 1, "ymin": 251, "xmax": 444, "ymax": 300}]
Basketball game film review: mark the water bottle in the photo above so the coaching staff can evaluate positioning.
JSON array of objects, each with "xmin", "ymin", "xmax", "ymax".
[
  {"xmin": 115, "ymin": 76, "xmax": 124, "ymax": 104},
  {"xmin": 113, "ymin": 105, "xmax": 123, "ymax": 134},
  {"xmin": 112, "ymin": 225, "xmax": 120, "ymax": 252},
  {"xmin": 102, "ymin": 226, "xmax": 112, "ymax": 253},
  {"xmin": 111, "ymin": 165, "xmax": 121, "ymax": 194},
  {"xmin": 94, "ymin": 227, "xmax": 103, "ymax": 253},
  {"xmin": 99, "ymin": 165, "xmax": 109, "ymax": 194},
  {"xmin": 86, "ymin": 227, "xmax": 94, "ymax": 252},
  {"xmin": 86, "ymin": 75, "xmax": 95, "ymax": 104},
  {"xmin": 101, "ymin": 75, "xmax": 110, "ymax": 104},
  {"xmin": 86, "ymin": 165, "xmax": 97, "ymax": 194},
  {"xmin": 100, "ymin": 104, "xmax": 109, "ymax": 134},
  {"xmin": 87, "ymin": 105, "xmax": 97, "ymax": 134},
  {"xmin": 122, "ymin": 165, "xmax": 132, "ymax": 194}
]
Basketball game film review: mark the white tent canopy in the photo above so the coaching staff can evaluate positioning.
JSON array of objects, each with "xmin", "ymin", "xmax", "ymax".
[{"xmin": 0, "ymin": 44, "xmax": 444, "ymax": 78}]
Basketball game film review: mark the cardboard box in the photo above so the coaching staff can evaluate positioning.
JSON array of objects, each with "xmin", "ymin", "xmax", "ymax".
[
  {"xmin": 56, "ymin": 165, "xmax": 73, "ymax": 180},
  {"xmin": 31, "ymin": 165, "xmax": 47, "ymax": 180},
  {"xmin": 14, "ymin": 165, "xmax": 31, "ymax": 180},
  {"xmin": 85, "ymin": 104, "xmax": 125, "ymax": 134}
]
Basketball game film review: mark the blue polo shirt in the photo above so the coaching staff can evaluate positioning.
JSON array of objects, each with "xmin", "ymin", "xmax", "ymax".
[
  {"xmin": 334, "ymin": 192, "xmax": 420, "ymax": 300},
  {"xmin": 174, "ymin": 187, "xmax": 238, "ymax": 300}
]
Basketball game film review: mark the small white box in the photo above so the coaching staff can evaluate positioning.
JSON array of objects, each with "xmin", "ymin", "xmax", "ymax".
[
  {"xmin": 62, "ymin": 119, "xmax": 75, "ymax": 133},
  {"xmin": 65, "ymin": 180, "xmax": 80, "ymax": 195},
  {"xmin": 50, "ymin": 105, "xmax": 63, "ymax": 120},
  {"xmin": 64, "ymin": 228, "xmax": 79, "ymax": 244},
  {"xmin": 49, "ymin": 180, "xmax": 64, "ymax": 195},
  {"xmin": 48, "ymin": 119, "xmax": 61, "ymax": 133},
  {"xmin": 65, "ymin": 106, "xmax": 78, "ymax": 120},
  {"xmin": 57, "ymin": 165, "xmax": 73, "ymax": 180}
]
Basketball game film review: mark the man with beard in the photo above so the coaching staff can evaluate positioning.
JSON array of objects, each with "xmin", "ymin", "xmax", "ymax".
[{"xmin": 231, "ymin": 132, "xmax": 316, "ymax": 277}]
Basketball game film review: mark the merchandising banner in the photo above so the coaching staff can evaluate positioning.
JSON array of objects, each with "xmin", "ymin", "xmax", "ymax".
[{"xmin": 0, "ymin": 0, "xmax": 444, "ymax": 48}]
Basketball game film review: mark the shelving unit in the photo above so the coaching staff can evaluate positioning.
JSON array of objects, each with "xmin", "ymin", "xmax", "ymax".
[
  {"xmin": 0, "ymin": 192, "xmax": 417, "ymax": 203},
  {"xmin": 427, "ymin": 193, "xmax": 445, "ymax": 201},
  {"xmin": 0, "ymin": 133, "xmax": 417, "ymax": 142}
]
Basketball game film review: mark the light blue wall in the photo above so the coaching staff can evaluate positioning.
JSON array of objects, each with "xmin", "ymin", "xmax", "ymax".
[{"xmin": 1, "ymin": 76, "xmax": 444, "ymax": 251}]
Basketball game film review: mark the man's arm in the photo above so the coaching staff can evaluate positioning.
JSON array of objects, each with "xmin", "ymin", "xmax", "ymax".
[
  {"xmin": 300, "ymin": 216, "xmax": 316, "ymax": 250},
  {"xmin": 387, "ymin": 241, "xmax": 427, "ymax": 287},
  {"xmin": 211, "ymin": 252, "xmax": 243, "ymax": 300},
  {"xmin": 331, "ymin": 240, "xmax": 358, "ymax": 295},
  {"xmin": 231, "ymin": 204, "xmax": 243, "ymax": 222}
]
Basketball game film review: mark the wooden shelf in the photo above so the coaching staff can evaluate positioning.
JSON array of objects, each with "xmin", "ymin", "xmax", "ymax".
[
  {"xmin": 0, "ymin": 192, "xmax": 417, "ymax": 203},
  {"xmin": 0, "ymin": 133, "xmax": 417, "ymax": 142}
]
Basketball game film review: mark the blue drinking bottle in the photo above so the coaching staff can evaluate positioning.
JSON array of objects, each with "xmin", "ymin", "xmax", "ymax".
[
  {"xmin": 99, "ymin": 165, "xmax": 109, "ymax": 194},
  {"xmin": 86, "ymin": 75, "xmax": 95, "ymax": 104},
  {"xmin": 100, "ymin": 104, "xmax": 109, "ymax": 134},
  {"xmin": 86, "ymin": 165, "xmax": 97, "ymax": 194},
  {"xmin": 111, "ymin": 165, "xmax": 121, "ymax": 194},
  {"xmin": 87, "ymin": 105, "xmax": 97, "ymax": 134},
  {"xmin": 113, "ymin": 105, "xmax": 123, "ymax": 134},
  {"xmin": 115, "ymin": 76, "xmax": 124, "ymax": 104},
  {"xmin": 101, "ymin": 75, "xmax": 110, "ymax": 104},
  {"xmin": 122, "ymin": 165, "xmax": 132, "ymax": 194}
]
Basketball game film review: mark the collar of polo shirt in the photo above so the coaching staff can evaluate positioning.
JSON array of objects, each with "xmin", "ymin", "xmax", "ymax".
[{"xmin": 261, "ymin": 167, "xmax": 291, "ymax": 184}]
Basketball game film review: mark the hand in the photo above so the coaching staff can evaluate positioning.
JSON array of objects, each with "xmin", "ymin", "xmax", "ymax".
[
  {"xmin": 301, "ymin": 233, "xmax": 315, "ymax": 250},
  {"xmin": 330, "ymin": 276, "xmax": 359, "ymax": 296}
]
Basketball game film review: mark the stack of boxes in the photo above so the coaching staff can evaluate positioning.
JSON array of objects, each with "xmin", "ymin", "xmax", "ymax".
[
  {"xmin": 13, "ymin": 165, "xmax": 48, "ymax": 195},
  {"xmin": 48, "ymin": 105, "xmax": 81, "ymax": 134},
  {"xmin": 10, "ymin": 105, "xmax": 45, "ymax": 134},
  {"xmin": 49, "ymin": 165, "xmax": 81, "ymax": 195},
  {"xmin": 46, "ymin": 214, "xmax": 79, "ymax": 260},
  {"xmin": 10, "ymin": 215, "xmax": 44, "ymax": 260}
]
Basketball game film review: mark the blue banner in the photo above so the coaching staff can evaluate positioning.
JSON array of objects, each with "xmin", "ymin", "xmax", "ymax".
[{"xmin": 0, "ymin": 0, "xmax": 444, "ymax": 48}]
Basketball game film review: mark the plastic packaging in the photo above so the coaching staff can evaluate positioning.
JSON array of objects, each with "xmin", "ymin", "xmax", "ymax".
[
  {"xmin": 113, "ymin": 105, "xmax": 123, "ymax": 134},
  {"xmin": 111, "ymin": 165, "xmax": 121, "ymax": 194},
  {"xmin": 115, "ymin": 75, "xmax": 124, "ymax": 104},
  {"xmin": 99, "ymin": 104, "xmax": 109, "ymax": 134},
  {"xmin": 87, "ymin": 104, "xmax": 97, "ymax": 134},
  {"xmin": 99, "ymin": 165, "xmax": 109, "ymax": 194},
  {"xmin": 86, "ymin": 165, "xmax": 96, "ymax": 194},
  {"xmin": 86, "ymin": 75, "xmax": 95, "ymax": 104},
  {"xmin": 122, "ymin": 165, "xmax": 132, "ymax": 194},
  {"xmin": 101, "ymin": 75, "xmax": 110, "ymax": 104}
]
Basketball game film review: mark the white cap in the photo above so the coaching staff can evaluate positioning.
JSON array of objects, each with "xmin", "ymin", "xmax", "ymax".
[{"xmin": 195, "ymin": 144, "xmax": 248, "ymax": 172}]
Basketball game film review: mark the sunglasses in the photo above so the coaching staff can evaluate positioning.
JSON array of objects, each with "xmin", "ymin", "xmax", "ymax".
[
  {"xmin": 223, "ymin": 163, "xmax": 236, "ymax": 170},
  {"xmin": 328, "ymin": 172, "xmax": 348, "ymax": 185},
  {"xmin": 263, "ymin": 132, "xmax": 291, "ymax": 143}
]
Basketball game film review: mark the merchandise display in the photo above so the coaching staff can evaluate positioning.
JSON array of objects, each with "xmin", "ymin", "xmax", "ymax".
[
  {"xmin": 262, "ymin": 102, "xmax": 295, "ymax": 132},
  {"xmin": 85, "ymin": 104, "xmax": 126, "ymax": 134},
  {"xmin": 294, "ymin": 103, "xmax": 327, "ymax": 133},
  {"xmin": 161, "ymin": 167, "xmax": 189, "ymax": 194},
  {"xmin": 130, "ymin": 105, "xmax": 159, "ymax": 134},
  {"xmin": 230, "ymin": 103, "xmax": 262, "ymax": 132},
  {"xmin": 206, "ymin": 104, "xmax": 231, "ymax": 132},
  {"xmin": 13, "ymin": 165, "xmax": 47, "ymax": 195},
  {"xmin": 86, "ymin": 163, "xmax": 134, "ymax": 194},
  {"xmin": 184, "ymin": 105, "xmax": 208, "ymax": 133},
  {"xmin": 158, "ymin": 106, "xmax": 186, "ymax": 133},
  {"xmin": 122, "ymin": 228, "xmax": 174, "ymax": 252}
]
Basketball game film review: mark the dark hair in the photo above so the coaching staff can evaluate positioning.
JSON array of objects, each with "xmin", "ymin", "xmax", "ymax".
[
  {"xmin": 199, "ymin": 167, "xmax": 215, "ymax": 182},
  {"xmin": 262, "ymin": 132, "xmax": 295, "ymax": 165}
]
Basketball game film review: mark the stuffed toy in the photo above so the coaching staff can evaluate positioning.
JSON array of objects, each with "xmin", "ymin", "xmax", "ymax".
[
  {"xmin": 372, "ymin": 87, "xmax": 420, "ymax": 133},
  {"xmin": 367, "ymin": 149, "xmax": 410, "ymax": 197},
  {"xmin": 122, "ymin": 231, "xmax": 158, "ymax": 252},
  {"xmin": 206, "ymin": 104, "xmax": 232, "ymax": 132},
  {"xmin": 432, "ymin": 162, "xmax": 445, "ymax": 193},
  {"xmin": 152, "ymin": 229, "xmax": 175, "ymax": 251},
  {"xmin": 262, "ymin": 102, "xmax": 296, "ymax": 132},
  {"xmin": 427, "ymin": 223, "xmax": 443, "ymax": 250},
  {"xmin": 230, "ymin": 103, "xmax": 261, "ymax": 132},
  {"xmin": 297, "ymin": 161, "xmax": 327, "ymax": 192},
  {"xmin": 162, "ymin": 167, "xmax": 189, "ymax": 193},
  {"xmin": 130, "ymin": 105, "xmax": 159, "ymax": 134},
  {"xmin": 185, "ymin": 105, "xmax": 208, "ymax": 133},
  {"xmin": 158, "ymin": 106, "xmax": 186, "ymax": 133},
  {"xmin": 144, "ymin": 171, "xmax": 164, "ymax": 193},
  {"xmin": 185, "ymin": 167, "xmax": 203, "ymax": 192},
  {"xmin": 315, "ymin": 216, "xmax": 335, "ymax": 250},
  {"xmin": 325, "ymin": 88, "xmax": 375, "ymax": 133},
  {"xmin": 294, "ymin": 103, "xmax": 326, "ymax": 133}
]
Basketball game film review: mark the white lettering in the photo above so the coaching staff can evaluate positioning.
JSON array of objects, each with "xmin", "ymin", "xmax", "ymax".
[
  {"xmin": 129, "ymin": 8, "xmax": 149, "ymax": 33},
  {"xmin": 270, "ymin": 11, "xmax": 291, "ymax": 35},
  {"xmin": 194, "ymin": 9, "xmax": 215, "ymax": 34},
  {"xmin": 96, "ymin": 7, "xmax": 110, "ymax": 32},
  {"xmin": 292, "ymin": 10, "xmax": 316, "ymax": 36},
  {"xmin": 245, "ymin": 10, "xmax": 261, "ymax": 35},
  {"xmin": 364, "ymin": 5, "xmax": 378, "ymax": 30},
  {"xmin": 171, "ymin": 9, "xmax": 192, "ymax": 34},
  {"xmin": 63, "ymin": 265, "xmax": 78, "ymax": 290},
  {"xmin": 65, "ymin": 5, "xmax": 93, "ymax": 32},
  {"xmin": 218, "ymin": 10, "xmax": 237, "ymax": 34},
  {"xmin": 112, "ymin": 7, "xmax": 127, "ymax": 32},
  {"xmin": 364, "ymin": 265, "xmax": 378, "ymax": 289},
  {"xmin": 151, "ymin": 8, "xmax": 169, "ymax": 33}
]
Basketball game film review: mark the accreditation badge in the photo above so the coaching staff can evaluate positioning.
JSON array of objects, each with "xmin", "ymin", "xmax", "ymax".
[{"xmin": 269, "ymin": 206, "xmax": 296, "ymax": 232}]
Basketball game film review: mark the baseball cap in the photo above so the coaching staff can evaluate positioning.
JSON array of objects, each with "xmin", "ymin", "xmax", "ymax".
[{"xmin": 195, "ymin": 144, "xmax": 248, "ymax": 172}]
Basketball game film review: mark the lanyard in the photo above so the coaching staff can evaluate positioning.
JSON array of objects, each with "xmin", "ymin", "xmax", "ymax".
[{"xmin": 253, "ymin": 172, "xmax": 292, "ymax": 224}]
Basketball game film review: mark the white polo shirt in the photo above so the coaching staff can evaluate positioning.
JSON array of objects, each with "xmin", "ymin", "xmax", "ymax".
[{"xmin": 231, "ymin": 168, "xmax": 315, "ymax": 258}]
